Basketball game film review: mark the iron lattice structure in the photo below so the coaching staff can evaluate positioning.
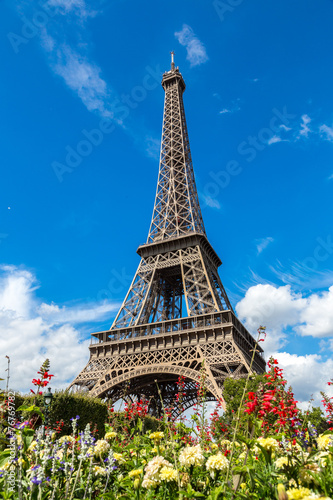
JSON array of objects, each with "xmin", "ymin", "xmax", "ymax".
[{"xmin": 70, "ymin": 56, "xmax": 265, "ymax": 415}]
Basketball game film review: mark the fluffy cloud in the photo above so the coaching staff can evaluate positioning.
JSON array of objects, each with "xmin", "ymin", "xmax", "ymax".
[
  {"xmin": 298, "ymin": 286, "xmax": 333, "ymax": 337},
  {"xmin": 320, "ymin": 124, "xmax": 333, "ymax": 142},
  {"xmin": 272, "ymin": 352, "xmax": 333, "ymax": 408},
  {"xmin": 0, "ymin": 266, "xmax": 118, "ymax": 393},
  {"xmin": 236, "ymin": 284, "xmax": 305, "ymax": 352},
  {"xmin": 236, "ymin": 283, "xmax": 333, "ymax": 406},
  {"xmin": 299, "ymin": 114, "xmax": 311, "ymax": 137},
  {"xmin": 236, "ymin": 284, "xmax": 333, "ymax": 353},
  {"xmin": 175, "ymin": 25, "xmax": 208, "ymax": 67}
]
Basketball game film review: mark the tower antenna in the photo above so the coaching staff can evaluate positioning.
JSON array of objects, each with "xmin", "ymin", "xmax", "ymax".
[{"xmin": 170, "ymin": 51, "xmax": 175, "ymax": 70}]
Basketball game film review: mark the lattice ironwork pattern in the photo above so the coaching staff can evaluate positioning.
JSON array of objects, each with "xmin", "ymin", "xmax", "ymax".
[
  {"xmin": 70, "ymin": 57, "xmax": 266, "ymax": 414},
  {"xmin": 147, "ymin": 67, "xmax": 205, "ymax": 243}
]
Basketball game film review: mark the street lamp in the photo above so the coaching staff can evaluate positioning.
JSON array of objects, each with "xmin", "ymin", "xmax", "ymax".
[{"xmin": 43, "ymin": 387, "xmax": 53, "ymax": 436}]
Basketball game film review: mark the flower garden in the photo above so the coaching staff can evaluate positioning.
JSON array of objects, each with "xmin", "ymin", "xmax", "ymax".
[{"xmin": 1, "ymin": 347, "xmax": 333, "ymax": 499}]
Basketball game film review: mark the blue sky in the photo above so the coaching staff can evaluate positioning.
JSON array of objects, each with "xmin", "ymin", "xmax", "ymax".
[{"xmin": 1, "ymin": 0, "xmax": 333, "ymax": 408}]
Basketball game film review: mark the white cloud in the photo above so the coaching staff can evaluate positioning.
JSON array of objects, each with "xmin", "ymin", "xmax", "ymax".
[
  {"xmin": 236, "ymin": 283, "xmax": 333, "ymax": 352},
  {"xmin": 255, "ymin": 236, "xmax": 274, "ymax": 254},
  {"xmin": 272, "ymin": 352, "xmax": 333, "ymax": 407},
  {"xmin": 320, "ymin": 124, "xmax": 333, "ymax": 142},
  {"xmin": 174, "ymin": 25, "xmax": 208, "ymax": 67},
  {"xmin": 279, "ymin": 124, "xmax": 292, "ymax": 132},
  {"xmin": 219, "ymin": 100, "xmax": 241, "ymax": 115},
  {"xmin": 270, "ymin": 258, "xmax": 333, "ymax": 291},
  {"xmin": 299, "ymin": 114, "xmax": 312, "ymax": 137},
  {"xmin": 47, "ymin": 0, "xmax": 97, "ymax": 19},
  {"xmin": 267, "ymin": 135, "xmax": 282, "ymax": 145},
  {"xmin": 38, "ymin": 301, "xmax": 119, "ymax": 325},
  {"xmin": 50, "ymin": 43, "xmax": 113, "ymax": 117},
  {"xmin": 202, "ymin": 195, "xmax": 221, "ymax": 209},
  {"xmin": 15, "ymin": 1, "xmax": 114, "ymax": 119},
  {"xmin": 236, "ymin": 284, "xmax": 333, "ymax": 406},
  {"xmin": 236, "ymin": 284, "xmax": 305, "ymax": 353},
  {"xmin": 297, "ymin": 286, "xmax": 333, "ymax": 337},
  {"xmin": 144, "ymin": 136, "xmax": 160, "ymax": 160},
  {"xmin": 0, "ymin": 266, "xmax": 117, "ymax": 393}
]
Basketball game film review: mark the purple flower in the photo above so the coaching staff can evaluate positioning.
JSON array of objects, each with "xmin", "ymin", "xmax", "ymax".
[{"xmin": 31, "ymin": 477, "xmax": 42, "ymax": 485}]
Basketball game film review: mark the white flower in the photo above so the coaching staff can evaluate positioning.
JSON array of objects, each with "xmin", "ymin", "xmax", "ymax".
[{"xmin": 179, "ymin": 445, "xmax": 204, "ymax": 467}]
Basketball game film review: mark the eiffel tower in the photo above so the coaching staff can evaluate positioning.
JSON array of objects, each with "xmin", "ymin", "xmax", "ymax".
[{"xmin": 70, "ymin": 54, "xmax": 265, "ymax": 415}]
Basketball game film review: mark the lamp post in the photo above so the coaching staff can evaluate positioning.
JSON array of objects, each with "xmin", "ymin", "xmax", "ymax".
[{"xmin": 43, "ymin": 387, "xmax": 53, "ymax": 437}]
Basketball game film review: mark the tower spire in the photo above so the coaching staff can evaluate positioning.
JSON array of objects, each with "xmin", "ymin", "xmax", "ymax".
[
  {"xmin": 147, "ymin": 59, "xmax": 205, "ymax": 243},
  {"xmin": 170, "ymin": 50, "xmax": 175, "ymax": 70}
]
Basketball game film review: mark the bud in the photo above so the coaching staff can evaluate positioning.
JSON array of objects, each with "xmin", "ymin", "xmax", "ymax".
[
  {"xmin": 277, "ymin": 483, "xmax": 288, "ymax": 500},
  {"xmin": 133, "ymin": 478, "xmax": 140, "ymax": 489}
]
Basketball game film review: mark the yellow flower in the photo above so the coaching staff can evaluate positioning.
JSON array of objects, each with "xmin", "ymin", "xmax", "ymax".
[
  {"xmin": 142, "ymin": 455, "xmax": 173, "ymax": 488},
  {"xmin": 179, "ymin": 444, "xmax": 204, "ymax": 467},
  {"xmin": 149, "ymin": 432, "xmax": 164, "ymax": 444},
  {"xmin": 93, "ymin": 466, "xmax": 107, "ymax": 476},
  {"xmin": 206, "ymin": 453, "xmax": 229, "ymax": 475},
  {"xmin": 256, "ymin": 437, "xmax": 279, "ymax": 452},
  {"xmin": 113, "ymin": 452, "xmax": 125, "ymax": 463},
  {"xmin": 129, "ymin": 469, "xmax": 143, "ymax": 478},
  {"xmin": 59, "ymin": 435, "xmax": 75, "ymax": 445},
  {"xmin": 286, "ymin": 487, "xmax": 315, "ymax": 499},
  {"xmin": 159, "ymin": 466, "xmax": 177, "ymax": 482},
  {"xmin": 149, "ymin": 431, "xmax": 164, "ymax": 439},
  {"xmin": 211, "ymin": 443, "xmax": 218, "ymax": 450},
  {"xmin": 27, "ymin": 440, "xmax": 37, "ymax": 453},
  {"xmin": 317, "ymin": 434, "xmax": 333, "ymax": 451},
  {"xmin": 105, "ymin": 431, "xmax": 117, "ymax": 440},
  {"xmin": 142, "ymin": 478, "xmax": 157, "ymax": 488},
  {"xmin": 94, "ymin": 439, "xmax": 110, "ymax": 456},
  {"xmin": 275, "ymin": 456, "xmax": 292, "ymax": 469},
  {"xmin": 133, "ymin": 478, "xmax": 140, "ymax": 489}
]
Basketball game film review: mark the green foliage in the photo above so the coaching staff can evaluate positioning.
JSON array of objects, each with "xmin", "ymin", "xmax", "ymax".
[
  {"xmin": 211, "ymin": 374, "xmax": 266, "ymax": 440},
  {"xmin": 300, "ymin": 406, "xmax": 330, "ymax": 434},
  {"xmin": 222, "ymin": 374, "xmax": 266, "ymax": 420},
  {"xmin": 21, "ymin": 391, "xmax": 108, "ymax": 438},
  {"xmin": 110, "ymin": 411, "xmax": 165, "ymax": 435}
]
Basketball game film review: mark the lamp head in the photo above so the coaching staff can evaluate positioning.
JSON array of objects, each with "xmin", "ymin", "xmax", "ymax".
[{"xmin": 44, "ymin": 387, "xmax": 53, "ymax": 407}]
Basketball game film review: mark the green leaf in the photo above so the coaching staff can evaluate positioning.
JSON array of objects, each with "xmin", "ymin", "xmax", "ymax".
[
  {"xmin": 16, "ymin": 404, "xmax": 44, "ymax": 420},
  {"xmin": 0, "ymin": 451, "xmax": 11, "ymax": 468}
]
